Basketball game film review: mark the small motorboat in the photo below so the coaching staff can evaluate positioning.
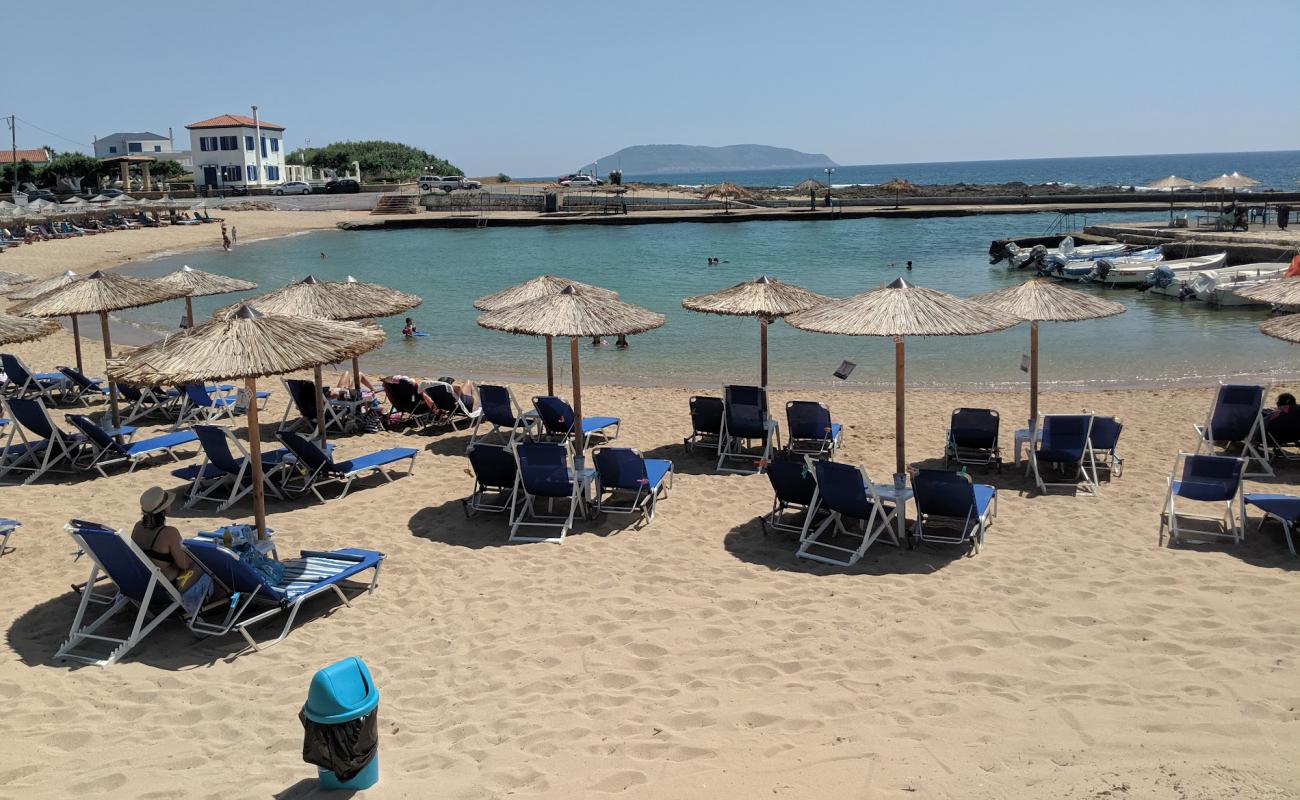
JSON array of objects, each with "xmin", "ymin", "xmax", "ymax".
[
  {"xmin": 1132, "ymin": 253, "xmax": 1230, "ymax": 292},
  {"xmin": 1048, "ymin": 247, "xmax": 1164, "ymax": 281},
  {"xmin": 1194, "ymin": 263, "xmax": 1289, "ymax": 306},
  {"xmin": 994, "ymin": 236, "xmax": 1128, "ymax": 267}
]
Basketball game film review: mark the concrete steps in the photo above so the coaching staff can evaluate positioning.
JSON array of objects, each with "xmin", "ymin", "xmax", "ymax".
[{"xmin": 370, "ymin": 193, "xmax": 419, "ymax": 215}]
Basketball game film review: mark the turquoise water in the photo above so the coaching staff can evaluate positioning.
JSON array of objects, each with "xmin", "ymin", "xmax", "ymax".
[{"xmin": 116, "ymin": 212, "xmax": 1298, "ymax": 390}]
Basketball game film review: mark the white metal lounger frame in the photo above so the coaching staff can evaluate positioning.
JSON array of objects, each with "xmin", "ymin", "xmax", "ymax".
[
  {"xmin": 183, "ymin": 429, "xmax": 287, "ymax": 510},
  {"xmin": 912, "ymin": 487, "xmax": 997, "ymax": 556},
  {"xmin": 1160, "ymin": 452, "xmax": 1247, "ymax": 546},
  {"xmin": 425, "ymin": 381, "xmax": 484, "ymax": 432},
  {"xmin": 277, "ymin": 378, "xmax": 352, "ymax": 436},
  {"xmin": 716, "ymin": 392, "xmax": 781, "ymax": 475},
  {"xmin": 172, "ymin": 387, "xmax": 239, "ymax": 429},
  {"xmin": 0, "ymin": 519, "xmax": 17, "ymax": 557},
  {"xmin": 469, "ymin": 386, "xmax": 534, "ymax": 445},
  {"xmin": 57, "ymin": 524, "xmax": 252, "ymax": 667},
  {"xmin": 1193, "ymin": 384, "xmax": 1272, "ymax": 478},
  {"xmin": 0, "ymin": 398, "xmax": 83, "ymax": 484},
  {"xmin": 592, "ymin": 450, "xmax": 674, "ymax": 525},
  {"xmin": 1027, "ymin": 414, "xmax": 1098, "ymax": 495},
  {"xmin": 797, "ymin": 460, "xmax": 898, "ymax": 567},
  {"xmin": 507, "ymin": 441, "xmax": 586, "ymax": 544}
]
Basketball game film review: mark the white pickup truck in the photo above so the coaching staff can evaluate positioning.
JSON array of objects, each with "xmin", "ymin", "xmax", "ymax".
[{"xmin": 418, "ymin": 175, "xmax": 482, "ymax": 192}]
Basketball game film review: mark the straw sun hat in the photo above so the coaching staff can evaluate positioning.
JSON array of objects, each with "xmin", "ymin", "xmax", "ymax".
[{"xmin": 139, "ymin": 486, "xmax": 178, "ymax": 515}]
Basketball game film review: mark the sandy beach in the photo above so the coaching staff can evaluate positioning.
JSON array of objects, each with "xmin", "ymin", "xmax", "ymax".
[{"xmin": 2, "ymin": 300, "xmax": 1299, "ymax": 798}]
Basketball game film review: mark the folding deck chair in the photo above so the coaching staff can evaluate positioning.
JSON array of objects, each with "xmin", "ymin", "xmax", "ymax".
[
  {"xmin": 382, "ymin": 377, "xmax": 433, "ymax": 428},
  {"xmin": 119, "ymin": 384, "xmax": 178, "ymax": 425},
  {"xmin": 797, "ymin": 459, "xmax": 897, "ymax": 566},
  {"xmin": 592, "ymin": 447, "xmax": 673, "ymax": 525},
  {"xmin": 1027, "ymin": 414, "xmax": 1097, "ymax": 495},
  {"xmin": 508, "ymin": 441, "xmax": 588, "ymax": 543},
  {"xmin": 56, "ymin": 366, "xmax": 109, "ymax": 406},
  {"xmin": 276, "ymin": 430, "xmax": 417, "ymax": 502},
  {"xmin": 57, "ymin": 520, "xmax": 250, "ymax": 666},
  {"xmin": 461, "ymin": 443, "xmax": 518, "ymax": 517},
  {"xmin": 1160, "ymin": 453, "xmax": 1246, "ymax": 546},
  {"xmin": 761, "ymin": 456, "xmax": 824, "ymax": 536},
  {"xmin": 1088, "ymin": 415, "xmax": 1124, "ymax": 479},
  {"xmin": 944, "ymin": 408, "xmax": 1001, "ymax": 471},
  {"xmin": 683, "ymin": 395, "xmax": 723, "ymax": 454},
  {"xmin": 1, "ymin": 353, "xmax": 66, "ymax": 402},
  {"xmin": 172, "ymin": 425, "xmax": 289, "ymax": 509},
  {"xmin": 0, "ymin": 518, "xmax": 17, "ymax": 557},
  {"xmin": 173, "ymin": 383, "xmax": 240, "ymax": 428},
  {"xmin": 911, "ymin": 469, "xmax": 997, "ymax": 555},
  {"xmin": 1244, "ymin": 494, "xmax": 1300, "ymax": 555},
  {"xmin": 279, "ymin": 378, "xmax": 349, "ymax": 436},
  {"xmin": 717, "ymin": 385, "xmax": 781, "ymax": 474},
  {"xmin": 0, "ymin": 397, "xmax": 86, "ymax": 483},
  {"xmin": 423, "ymin": 381, "xmax": 482, "ymax": 432},
  {"xmin": 470, "ymin": 384, "xmax": 534, "ymax": 445},
  {"xmin": 184, "ymin": 539, "xmax": 384, "ymax": 652},
  {"xmin": 1194, "ymin": 384, "xmax": 1271, "ymax": 477},
  {"xmin": 66, "ymin": 414, "xmax": 197, "ymax": 477},
  {"xmin": 532, "ymin": 395, "xmax": 619, "ymax": 451},
  {"xmin": 1266, "ymin": 408, "xmax": 1300, "ymax": 461},
  {"xmin": 785, "ymin": 400, "xmax": 843, "ymax": 459}
]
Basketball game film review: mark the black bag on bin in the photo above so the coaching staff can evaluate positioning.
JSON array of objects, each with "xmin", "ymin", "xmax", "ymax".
[{"xmin": 300, "ymin": 707, "xmax": 378, "ymax": 783}]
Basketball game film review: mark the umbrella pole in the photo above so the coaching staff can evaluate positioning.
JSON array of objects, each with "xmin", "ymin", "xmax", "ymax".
[
  {"xmin": 245, "ymin": 376, "xmax": 268, "ymax": 539},
  {"xmin": 545, "ymin": 334, "xmax": 555, "ymax": 395},
  {"xmin": 70, "ymin": 315, "xmax": 83, "ymax": 374},
  {"xmin": 185, "ymin": 296, "xmax": 194, "ymax": 329},
  {"xmin": 1029, "ymin": 321, "xmax": 1039, "ymax": 431},
  {"xmin": 314, "ymin": 365, "xmax": 328, "ymax": 447},
  {"xmin": 894, "ymin": 338, "xmax": 905, "ymax": 477},
  {"xmin": 759, "ymin": 317, "xmax": 768, "ymax": 388},
  {"xmin": 351, "ymin": 356, "xmax": 361, "ymax": 393},
  {"xmin": 569, "ymin": 336, "xmax": 582, "ymax": 455},
  {"xmin": 98, "ymin": 310, "xmax": 121, "ymax": 432}
]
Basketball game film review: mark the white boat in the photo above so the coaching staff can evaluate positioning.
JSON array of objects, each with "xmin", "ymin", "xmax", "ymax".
[
  {"xmin": 1049, "ymin": 247, "xmax": 1163, "ymax": 281},
  {"xmin": 1195, "ymin": 263, "xmax": 1288, "ymax": 306},
  {"xmin": 1132, "ymin": 253, "xmax": 1229, "ymax": 292},
  {"xmin": 995, "ymin": 235, "xmax": 1128, "ymax": 267}
]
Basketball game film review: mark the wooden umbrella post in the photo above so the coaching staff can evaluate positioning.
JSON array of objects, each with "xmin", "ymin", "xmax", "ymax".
[
  {"xmin": 70, "ymin": 315, "xmax": 83, "ymax": 374},
  {"xmin": 569, "ymin": 336, "xmax": 582, "ymax": 455},
  {"xmin": 185, "ymin": 296, "xmax": 194, "ymax": 329},
  {"xmin": 759, "ymin": 317, "xmax": 769, "ymax": 388},
  {"xmin": 351, "ymin": 356, "xmax": 361, "ymax": 393},
  {"xmin": 545, "ymin": 334, "xmax": 555, "ymax": 395},
  {"xmin": 244, "ymin": 376, "xmax": 267, "ymax": 539},
  {"xmin": 314, "ymin": 365, "xmax": 328, "ymax": 447},
  {"xmin": 99, "ymin": 310, "xmax": 121, "ymax": 432},
  {"xmin": 894, "ymin": 337, "xmax": 906, "ymax": 478},
  {"xmin": 1029, "ymin": 320, "xmax": 1039, "ymax": 431}
]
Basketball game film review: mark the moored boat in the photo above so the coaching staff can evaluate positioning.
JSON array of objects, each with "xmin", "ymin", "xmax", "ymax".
[
  {"xmin": 1048, "ymin": 247, "xmax": 1163, "ymax": 281},
  {"xmin": 1198, "ymin": 263, "xmax": 1289, "ymax": 306},
  {"xmin": 1132, "ymin": 253, "xmax": 1230, "ymax": 292}
]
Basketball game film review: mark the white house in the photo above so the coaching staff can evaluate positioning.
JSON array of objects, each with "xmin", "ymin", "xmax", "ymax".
[
  {"xmin": 186, "ymin": 112, "xmax": 286, "ymax": 189},
  {"xmin": 93, "ymin": 130, "xmax": 192, "ymax": 168}
]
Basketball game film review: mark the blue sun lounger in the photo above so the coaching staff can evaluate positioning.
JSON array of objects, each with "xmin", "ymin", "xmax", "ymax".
[
  {"xmin": 462, "ymin": 443, "xmax": 518, "ymax": 517},
  {"xmin": 1244, "ymin": 494, "xmax": 1300, "ymax": 555},
  {"xmin": 944, "ymin": 407, "xmax": 1001, "ymax": 471},
  {"xmin": 592, "ymin": 447, "xmax": 673, "ymax": 525},
  {"xmin": 683, "ymin": 395, "xmax": 723, "ymax": 454},
  {"xmin": 184, "ymin": 539, "xmax": 384, "ymax": 651},
  {"xmin": 1028, "ymin": 414, "xmax": 1097, "ymax": 495},
  {"xmin": 911, "ymin": 468, "xmax": 997, "ymax": 555},
  {"xmin": 532, "ymin": 395, "xmax": 619, "ymax": 451},
  {"xmin": 785, "ymin": 400, "xmax": 843, "ymax": 459},
  {"xmin": 56, "ymin": 366, "xmax": 109, "ymax": 406},
  {"xmin": 470, "ymin": 384, "xmax": 534, "ymax": 445},
  {"xmin": 1194, "ymin": 384, "xmax": 1271, "ymax": 477},
  {"xmin": 717, "ymin": 385, "xmax": 780, "ymax": 474},
  {"xmin": 0, "ymin": 518, "xmax": 18, "ymax": 557},
  {"xmin": 1161, "ymin": 453, "xmax": 1246, "ymax": 546},
  {"xmin": 1, "ymin": 397, "xmax": 86, "ymax": 483},
  {"xmin": 509, "ymin": 441, "xmax": 588, "ymax": 543},
  {"xmin": 276, "ymin": 430, "xmax": 417, "ymax": 502},
  {"xmin": 798, "ymin": 459, "xmax": 897, "ymax": 566},
  {"xmin": 173, "ymin": 425, "xmax": 290, "ymax": 509},
  {"xmin": 761, "ymin": 457, "xmax": 823, "ymax": 536},
  {"xmin": 66, "ymin": 414, "xmax": 197, "ymax": 476},
  {"xmin": 1, "ymin": 353, "xmax": 67, "ymax": 402}
]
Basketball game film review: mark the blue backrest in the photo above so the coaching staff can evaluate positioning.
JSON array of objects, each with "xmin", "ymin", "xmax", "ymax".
[
  {"xmin": 185, "ymin": 539, "xmax": 276, "ymax": 595},
  {"xmin": 1177, "ymin": 454, "xmax": 1244, "ymax": 502},
  {"xmin": 7, "ymin": 397, "xmax": 55, "ymax": 439},
  {"xmin": 811, "ymin": 459, "xmax": 872, "ymax": 518},
  {"xmin": 515, "ymin": 442, "xmax": 572, "ymax": 498},
  {"xmin": 1090, "ymin": 416, "xmax": 1122, "ymax": 450},
  {"xmin": 118, "ymin": 384, "xmax": 143, "ymax": 402},
  {"xmin": 767, "ymin": 458, "xmax": 816, "ymax": 506},
  {"xmin": 424, "ymin": 382, "xmax": 457, "ymax": 413},
  {"xmin": 1, "ymin": 354, "xmax": 32, "ymax": 385},
  {"xmin": 912, "ymin": 469, "xmax": 976, "ymax": 520},
  {"xmin": 786, "ymin": 401, "xmax": 833, "ymax": 441},
  {"xmin": 467, "ymin": 444, "xmax": 516, "ymax": 489},
  {"xmin": 70, "ymin": 520, "xmax": 158, "ymax": 604},
  {"xmin": 285, "ymin": 378, "xmax": 318, "ymax": 420},
  {"xmin": 277, "ymin": 430, "xmax": 335, "ymax": 472},
  {"xmin": 67, "ymin": 414, "xmax": 123, "ymax": 454},
  {"xmin": 479, "ymin": 385, "xmax": 516, "ymax": 428},
  {"xmin": 1041, "ymin": 415, "xmax": 1091, "ymax": 457},
  {"xmin": 193, "ymin": 425, "xmax": 244, "ymax": 473},
  {"xmin": 688, "ymin": 396, "xmax": 723, "ymax": 435},
  {"xmin": 950, "ymin": 408, "xmax": 999, "ymax": 448},
  {"xmin": 533, "ymin": 396, "xmax": 575, "ymax": 436},
  {"xmin": 183, "ymin": 383, "xmax": 212, "ymax": 408},
  {"xmin": 724, "ymin": 385, "xmax": 767, "ymax": 439},
  {"xmin": 593, "ymin": 447, "xmax": 648, "ymax": 491},
  {"xmin": 1209, "ymin": 385, "xmax": 1263, "ymax": 442},
  {"xmin": 57, "ymin": 366, "xmax": 98, "ymax": 390}
]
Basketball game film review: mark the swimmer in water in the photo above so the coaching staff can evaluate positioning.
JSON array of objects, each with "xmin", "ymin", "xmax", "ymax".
[
  {"xmin": 402, "ymin": 317, "xmax": 418, "ymax": 337},
  {"xmin": 906, "ymin": 260, "xmax": 913, "ymax": 271},
  {"xmin": 320, "ymin": 252, "xmax": 327, "ymax": 259}
]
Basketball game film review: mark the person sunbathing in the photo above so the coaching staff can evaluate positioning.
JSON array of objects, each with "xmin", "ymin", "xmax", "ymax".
[{"xmin": 130, "ymin": 487, "xmax": 201, "ymax": 590}]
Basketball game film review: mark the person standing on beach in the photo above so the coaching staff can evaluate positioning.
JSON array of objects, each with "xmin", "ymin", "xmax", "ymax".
[
  {"xmin": 231, "ymin": 226, "xmax": 237, "ymax": 244},
  {"xmin": 222, "ymin": 233, "xmax": 231, "ymax": 252}
]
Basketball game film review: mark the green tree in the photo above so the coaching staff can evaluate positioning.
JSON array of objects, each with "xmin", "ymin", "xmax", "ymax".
[
  {"xmin": 38, "ymin": 153, "xmax": 103, "ymax": 186},
  {"xmin": 496, "ymin": 173, "xmax": 512, "ymax": 183},
  {"xmin": 0, "ymin": 160, "xmax": 39, "ymax": 193},
  {"xmin": 286, "ymin": 140, "xmax": 459, "ymax": 181}
]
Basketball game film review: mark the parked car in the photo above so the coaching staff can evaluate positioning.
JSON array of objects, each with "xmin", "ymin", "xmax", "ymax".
[
  {"xmin": 90, "ymin": 188, "xmax": 125, "ymax": 198},
  {"xmin": 418, "ymin": 175, "xmax": 482, "ymax": 192},
  {"xmin": 560, "ymin": 175, "xmax": 602, "ymax": 187},
  {"xmin": 274, "ymin": 181, "xmax": 312, "ymax": 196},
  {"xmin": 22, "ymin": 189, "xmax": 58, "ymax": 202},
  {"xmin": 325, "ymin": 178, "xmax": 360, "ymax": 194}
]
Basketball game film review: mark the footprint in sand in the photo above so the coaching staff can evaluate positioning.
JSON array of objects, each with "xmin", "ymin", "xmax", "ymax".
[{"xmin": 591, "ymin": 770, "xmax": 648, "ymax": 792}]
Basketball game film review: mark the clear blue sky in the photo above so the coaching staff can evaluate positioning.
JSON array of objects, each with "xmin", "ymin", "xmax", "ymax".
[{"xmin": 8, "ymin": 0, "xmax": 1297, "ymax": 176}]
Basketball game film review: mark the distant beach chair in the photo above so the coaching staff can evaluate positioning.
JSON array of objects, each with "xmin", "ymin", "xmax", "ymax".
[
  {"xmin": 1160, "ymin": 452, "xmax": 1246, "ymax": 545},
  {"xmin": 797, "ymin": 458, "xmax": 897, "ymax": 566},
  {"xmin": 761, "ymin": 456, "xmax": 823, "ymax": 536},
  {"xmin": 1194, "ymin": 384, "xmax": 1271, "ymax": 477},
  {"xmin": 508, "ymin": 440, "xmax": 587, "ymax": 543},
  {"xmin": 461, "ymin": 443, "xmax": 518, "ymax": 517},
  {"xmin": 56, "ymin": 366, "xmax": 109, "ymax": 406},
  {"xmin": 682, "ymin": 395, "xmax": 723, "ymax": 454},
  {"xmin": 66, "ymin": 414, "xmax": 197, "ymax": 477},
  {"xmin": 381, "ymin": 377, "xmax": 432, "ymax": 428},
  {"xmin": 276, "ymin": 430, "xmax": 417, "ymax": 502},
  {"xmin": 1, "ymin": 397, "xmax": 85, "ymax": 483},
  {"xmin": 785, "ymin": 400, "xmax": 843, "ymax": 459},
  {"xmin": 423, "ymin": 381, "xmax": 482, "ymax": 432},
  {"xmin": 1, "ymin": 353, "xmax": 66, "ymax": 403},
  {"xmin": 532, "ymin": 395, "xmax": 619, "ymax": 451},
  {"xmin": 944, "ymin": 407, "xmax": 1001, "ymax": 471},
  {"xmin": 1244, "ymin": 494, "xmax": 1300, "ymax": 555},
  {"xmin": 1266, "ymin": 406, "xmax": 1300, "ymax": 461},
  {"xmin": 592, "ymin": 446, "xmax": 673, "ymax": 525},
  {"xmin": 57, "ymin": 520, "xmax": 249, "ymax": 666},
  {"xmin": 183, "ymin": 538, "xmax": 384, "ymax": 652},
  {"xmin": 470, "ymin": 384, "xmax": 533, "ymax": 445},
  {"xmin": 717, "ymin": 385, "xmax": 781, "ymax": 474},
  {"xmin": 172, "ymin": 425, "xmax": 289, "ymax": 509},
  {"xmin": 174, "ymin": 383, "xmax": 240, "ymax": 428},
  {"xmin": 1027, "ymin": 414, "xmax": 1097, "ymax": 494},
  {"xmin": 0, "ymin": 518, "xmax": 18, "ymax": 557},
  {"xmin": 911, "ymin": 468, "xmax": 997, "ymax": 555},
  {"xmin": 279, "ymin": 377, "xmax": 349, "ymax": 436},
  {"xmin": 119, "ymin": 384, "xmax": 179, "ymax": 424},
  {"xmin": 1088, "ymin": 415, "xmax": 1124, "ymax": 479}
]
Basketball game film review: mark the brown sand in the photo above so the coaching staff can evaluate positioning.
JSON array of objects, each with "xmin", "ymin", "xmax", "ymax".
[{"xmin": 2, "ymin": 319, "xmax": 1299, "ymax": 798}]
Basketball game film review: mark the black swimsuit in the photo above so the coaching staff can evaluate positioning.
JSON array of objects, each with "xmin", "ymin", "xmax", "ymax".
[{"xmin": 145, "ymin": 527, "xmax": 177, "ymax": 566}]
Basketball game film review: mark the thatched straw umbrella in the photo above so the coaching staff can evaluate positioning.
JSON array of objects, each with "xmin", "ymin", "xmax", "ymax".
[
  {"xmin": 0, "ymin": 270, "xmax": 35, "ymax": 288},
  {"xmin": 683, "ymin": 276, "xmax": 830, "ymax": 387},
  {"xmin": 972, "ymin": 279, "xmax": 1125, "ymax": 428},
  {"xmin": 702, "ymin": 181, "xmax": 756, "ymax": 213},
  {"xmin": 476, "ymin": 285, "xmax": 665, "ymax": 455},
  {"xmin": 1232, "ymin": 276, "xmax": 1300, "ymax": 307},
  {"xmin": 0, "ymin": 313, "xmax": 59, "ymax": 345},
  {"xmin": 879, "ymin": 178, "xmax": 917, "ymax": 209},
  {"xmin": 7, "ymin": 271, "xmax": 88, "ymax": 372},
  {"xmin": 475, "ymin": 275, "xmax": 619, "ymax": 394},
  {"xmin": 1147, "ymin": 175, "xmax": 1198, "ymax": 225},
  {"xmin": 1260, "ymin": 314, "xmax": 1300, "ymax": 344},
  {"xmin": 1201, "ymin": 172, "xmax": 1260, "ymax": 209},
  {"xmin": 15, "ymin": 271, "xmax": 188, "ymax": 430},
  {"xmin": 793, "ymin": 179, "xmax": 826, "ymax": 211},
  {"xmin": 786, "ymin": 278, "xmax": 1020, "ymax": 476},
  {"xmin": 156, "ymin": 265, "xmax": 257, "ymax": 328},
  {"xmin": 110, "ymin": 306, "xmax": 385, "ymax": 538}
]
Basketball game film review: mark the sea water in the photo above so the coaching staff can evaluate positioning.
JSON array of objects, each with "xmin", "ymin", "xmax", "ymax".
[{"xmin": 116, "ymin": 210, "xmax": 1298, "ymax": 390}]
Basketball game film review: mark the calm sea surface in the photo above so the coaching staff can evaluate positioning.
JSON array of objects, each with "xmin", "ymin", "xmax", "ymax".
[{"xmin": 116, "ymin": 210, "xmax": 1298, "ymax": 390}]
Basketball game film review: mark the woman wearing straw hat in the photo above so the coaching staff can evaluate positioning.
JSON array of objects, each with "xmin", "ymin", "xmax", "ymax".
[{"xmin": 131, "ymin": 487, "xmax": 200, "ymax": 590}]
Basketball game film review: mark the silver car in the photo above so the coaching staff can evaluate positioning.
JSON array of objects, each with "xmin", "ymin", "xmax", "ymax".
[{"xmin": 274, "ymin": 181, "xmax": 312, "ymax": 196}]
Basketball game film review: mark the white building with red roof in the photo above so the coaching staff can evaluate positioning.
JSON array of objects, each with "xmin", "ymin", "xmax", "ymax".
[{"xmin": 186, "ymin": 109, "xmax": 286, "ymax": 189}]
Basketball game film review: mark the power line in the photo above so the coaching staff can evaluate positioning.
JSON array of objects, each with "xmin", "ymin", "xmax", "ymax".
[{"xmin": 13, "ymin": 116, "xmax": 89, "ymax": 150}]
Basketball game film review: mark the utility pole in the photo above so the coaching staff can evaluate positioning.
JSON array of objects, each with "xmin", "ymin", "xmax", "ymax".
[
  {"xmin": 6, "ymin": 115, "xmax": 16, "ymax": 202},
  {"xmin": 251, "ymin": 104, "xmax": 264, "ymax": 188}
]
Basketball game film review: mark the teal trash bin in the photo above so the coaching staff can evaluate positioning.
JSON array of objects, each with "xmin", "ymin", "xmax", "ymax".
[{"xmin": 301, "ymin": 657, "xmax": 380, "ymax": 790}]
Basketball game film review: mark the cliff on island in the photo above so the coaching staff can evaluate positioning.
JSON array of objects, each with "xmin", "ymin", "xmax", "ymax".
[{"xmin": 582, "ymin": 144, "xmax": 837, "ymax": 176}]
